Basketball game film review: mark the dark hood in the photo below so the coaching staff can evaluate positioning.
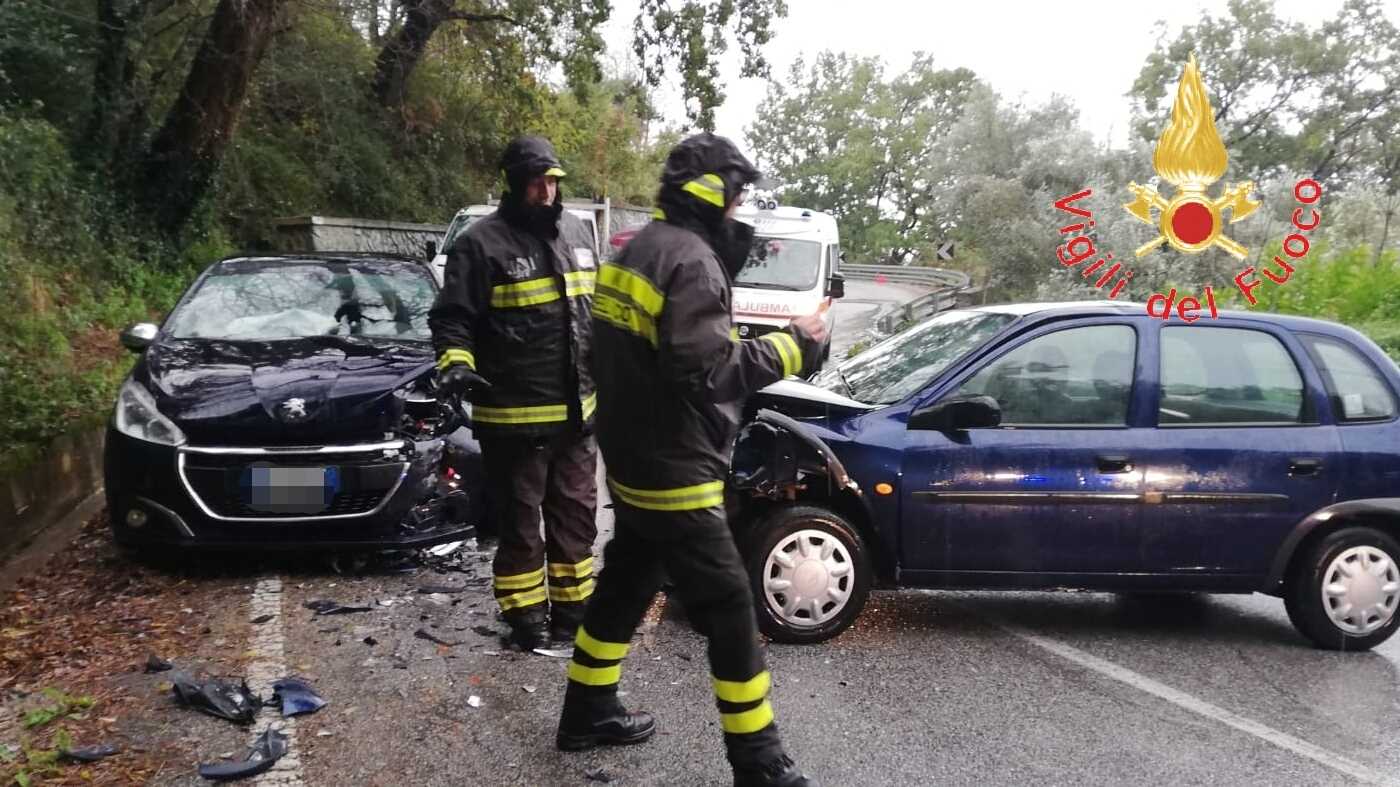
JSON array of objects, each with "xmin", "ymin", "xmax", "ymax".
[
  {"xmin": 497, "ymin": 135, "xmax": 565, "ymax": 239},
  {"xmin": 656, "ymin": 132, "xmax": 761, "ymax": 278},
  {"xmin": 139, "ymin": 336, "xmax": 434, "ymax": 446}
]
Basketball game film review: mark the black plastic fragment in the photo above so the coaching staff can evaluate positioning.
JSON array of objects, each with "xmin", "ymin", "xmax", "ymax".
[
  {"xmin": 471, "ymin": 625, "xmax": 497, "ymax": 638},
  {"xmin": 414, "ymin": 628, "xmax": 462, "ymax": 647},
  {"xmin": 585, "ymin": 767, "xmax": 613, "ymax": 782},
  {"xmin": 197, "ymin": 728, "xmax": 288, "ymax": 781},
  {"xmin": 416, "ymin": 585, "xmax": 468, "ymax": 594},
  {"xmin": 251, "ymin": 614, "xmax": 275, "ymax": 625},
  {"xmin": 172, "ymin": 674, "xmax": 260, "ymax": 724},
  {"xmin": 145, "ymin": 655, "xmax": 173, "ymax": 673},
  {"xmin": 271, "ymin": 679, "xmax": 326, "ymax": 717},
  {"xmin": 304, "ymin": 600, "xmax": 372, "ymax": 616},
  {"xmin": 60, "ymin": 744, "xmax": 119, "ymax": 762}
]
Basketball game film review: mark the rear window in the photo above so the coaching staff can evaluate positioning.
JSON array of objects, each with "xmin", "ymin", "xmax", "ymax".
[
  {"xmin": 1301, "ymin": 334, "xmax": 1397, "ymax": 422},
  {"xmin": 1158, "ymin": 327, "xmax": 1308, "ymax": 425}
]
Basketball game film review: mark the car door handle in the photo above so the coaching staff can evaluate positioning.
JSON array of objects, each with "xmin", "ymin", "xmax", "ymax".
[
  {"xmin": 1096, "ymin": 455, "xmax": 1134, "ymax": 474},
  {"xmin": 1289, "ymin": 458, "xmax": 1323, "ymax": 477}
]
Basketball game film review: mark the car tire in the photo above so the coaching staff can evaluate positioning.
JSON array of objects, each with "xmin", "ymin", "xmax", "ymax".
[
  {"xmin": 745, "ymin": 505, "xmax": 870, "ymax": 644},
  {"xmin": 1284, "ymin": 526, "xmax": 1400, "ymax": 651}
]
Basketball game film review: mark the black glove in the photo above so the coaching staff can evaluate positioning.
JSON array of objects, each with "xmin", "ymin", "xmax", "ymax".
[{"xmin": 438, "ymin": 364, "xmax": 490, "ymax": 397}]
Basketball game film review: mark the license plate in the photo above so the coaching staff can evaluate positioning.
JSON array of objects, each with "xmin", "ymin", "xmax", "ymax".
[{"xmin": 242, "ymin": 465, "xmax": 340, "ymax": 514}]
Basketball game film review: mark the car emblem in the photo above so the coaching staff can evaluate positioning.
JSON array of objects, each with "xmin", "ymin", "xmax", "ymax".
[{"xmin": 281, "ymin": 398, "xmax": 308, "ymax": 421}]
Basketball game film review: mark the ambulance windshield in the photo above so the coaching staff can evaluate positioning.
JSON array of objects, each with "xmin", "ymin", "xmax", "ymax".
[{"xmin": 735, "ymin": 237, "xmax": 822, "ymax": 291}]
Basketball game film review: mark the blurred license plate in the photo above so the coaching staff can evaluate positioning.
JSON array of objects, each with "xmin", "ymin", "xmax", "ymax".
[{"xmin": 243, "ymin": 466, "xmax": 340, "ymax": 514}]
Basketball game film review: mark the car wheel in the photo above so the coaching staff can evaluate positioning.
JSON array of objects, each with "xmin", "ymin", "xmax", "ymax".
[
  {"xmin": 745, "ymin": 505, "xmax": 870, "ymax": 644},
  {"xmin": 1284, "ymin": 526, "xmax": 1400, "ymax": 651}
]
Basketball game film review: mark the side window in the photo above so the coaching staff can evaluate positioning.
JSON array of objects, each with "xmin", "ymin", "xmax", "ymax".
[
  {"xmin": 1159, "ymin": 327, "xmax": 1306, "ymax": 425},
  {"xmin": 1302, "ymin": 335, "xmax": 1397, "ymax": 422},
  {"xmin": 957, "ymin": 325, "xmax": 1136, "ymax": 426}
]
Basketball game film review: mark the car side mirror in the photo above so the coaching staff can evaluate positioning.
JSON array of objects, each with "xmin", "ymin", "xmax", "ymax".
[
  {"xmin": 825, "ymin": 272, "xmax": 846, "ymax": 300},
  {"xmin": 425, "ymin": 239, "xmax": 437, "ymax": 260},
  {"xmin": 909, "ymin": 394, "xmax": 1001, "ymax": 431},
  {"xmin": 120, "ymin": 323, "xmax": 159, "ymax": 353}
]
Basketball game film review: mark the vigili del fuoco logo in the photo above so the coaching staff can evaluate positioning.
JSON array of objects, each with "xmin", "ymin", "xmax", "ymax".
[{"xmin": 1051, "ymin": 54, "xmax": 1323, "ymax": 322}]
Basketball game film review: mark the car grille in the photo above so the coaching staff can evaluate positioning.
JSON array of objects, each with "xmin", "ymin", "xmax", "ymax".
[{"xmin": 178, "ymin": 444, "xmax": 409, "ymax": 521}]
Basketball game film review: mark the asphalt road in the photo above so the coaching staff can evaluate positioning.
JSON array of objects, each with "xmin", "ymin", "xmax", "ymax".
[
  {"xmin": 825, "ymin": 278, "xmax": 930, "ymax": 361},
  {"xmin": 11, "ymin": 281, "xmax": 1400, "ymax": 786}
]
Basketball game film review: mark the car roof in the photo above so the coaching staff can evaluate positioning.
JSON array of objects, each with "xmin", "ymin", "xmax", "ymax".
[{"xmin": 966, "ymin": 299, "xmax": 1359, "ymax": 336}]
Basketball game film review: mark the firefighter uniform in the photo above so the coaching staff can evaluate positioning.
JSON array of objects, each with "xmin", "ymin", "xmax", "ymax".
[
  {"xmin": 556, "ymin": 133, "xmax": 821, "ymax": 786},
  {"xmin": 429, "ymin": 136, "xmax": 598, "ymax": 645}
]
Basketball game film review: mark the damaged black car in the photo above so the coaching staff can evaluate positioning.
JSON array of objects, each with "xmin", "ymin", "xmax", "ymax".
[{"xmin": 105, "ymin": 254, "xmax": 481, "ymax": 550}]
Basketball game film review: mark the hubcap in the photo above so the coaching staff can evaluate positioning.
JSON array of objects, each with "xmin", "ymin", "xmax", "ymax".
[
  {"xmin": 1321, "ymin": 545, "xmax": 1400, "ymax": 636},
  {"xmin": 763, "ymin": 528, "xmax": 854, "ymax": 628}
]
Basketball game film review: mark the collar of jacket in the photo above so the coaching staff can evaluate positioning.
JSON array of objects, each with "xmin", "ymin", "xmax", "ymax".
[
  {"xmin": 497, "ymin": 190, "xmax": 563, "ymax": 240},
  {"xmin": 655, "ymin": 187, "xmax": 725, "ymax": 252}
]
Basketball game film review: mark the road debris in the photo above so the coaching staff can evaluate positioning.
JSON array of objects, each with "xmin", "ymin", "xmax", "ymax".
[
  {"xmin": 271, "ymin": 678, "xmax": 327, "ymax": 717},
  {"xmin": 471, "ymin": 625, "xmax": 498, "ymax": 638},
  {"xmin": 532, "ymin": 647, "xmax": 571, "ymax": 658},
  {"xmin": 197, "ymin": 727, "xmax": 288, "ymax": 781},
  {"xmin": 144, "ymin": 654, "xmax": 174, "ymax": 673},
  {"xmin": 59, "ymin": 743, "xmax": 120, "ymax": 762},
  {"xmin": 304, "ymin": 600, "xmax": 373, "ymax": 616},
  {"xmin": 522, "ymin": 685, "xmax": 537, "ymax": 693},
  {"xmin": 467, "ymin": 695, "xmax": 483, "ymax": 709},
  {"xmin": 586, "ymin": 767, "xmax": 613, "ymax": 782},
  {"xmin": 428, "ymin": 541, "xmax": 465, "ymax": 557},
  {"xmin": 251, "ymin": 614, "xmax": 275, "ymax": 625},
  {"xmin": 362, "ymin": 636, "xmax": 379, "ymax": 646},
  {"xmin": 171, "ymin": 674, "xmax": 260, "ymax": 724},
  {"xmin": 417, "ymin": 584, "xmax": 470, "ymax": 594},
  {"xmin": 414, "ymin": 628, "xmax": 463, "ymax": 647}
]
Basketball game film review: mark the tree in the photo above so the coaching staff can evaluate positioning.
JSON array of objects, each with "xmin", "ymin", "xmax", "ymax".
[{"xmin": 139, "ymin": 0, "xmax": 286, "ymax": 233}]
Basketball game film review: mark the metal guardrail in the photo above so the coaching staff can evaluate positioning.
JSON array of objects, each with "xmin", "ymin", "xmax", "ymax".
[{"xmin": 839, "ymin": 264, "xmax": 975, "ymax": 334}]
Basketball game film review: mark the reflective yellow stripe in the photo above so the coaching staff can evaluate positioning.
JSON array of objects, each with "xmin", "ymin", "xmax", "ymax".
[
  {"xmin": 549, "ymin": 578, "xmax": 596, "ymax": 602},
  {"xmin": 437, "ymin": 348, "xmax": 476, "ymax": 371},
  {"xmin": 682, "ymin": 173, "xmax": 726, "ymax": 207},
  {"xmin": 494, "ymin": 567, "xmax": 545, "ymax": 591},
  {"xmin": 594, "ymin": 292, "xmax": 659, "ymax": 347},
  {"xmin": 497, "ymin": 586, "xmax": 547, "ymax": 611},
  {"xmin": 548, "ymin": 557, "xmax": 595, "ymax": 578},
  {"xmin": 720, "ymin": 700, "xmax": 774, "ymax": 734},
  {"xmin": 491, "ymin": 276, "xmax": 561, "ymax": 308},
  {"xmin": 598, "ymin": 264, "xmax": 664, "ymax": 316},
  {"xmin": 567, "ymin": 660, "xmax": 621, "ymax": 686},
  {"xmin": 730, "ymin": 327, "xmax": 740, "ymax": 343},
  {"xmin": 564, "ymin": 270, "xmax": 596, "ymax": 297},
  {"xmin": 581, "ymin": 392, "xmax": 598, "ymax": 421},
  {"xmin": 652, "ymin": 208, "xmax": 666, "ymax": 219},
  {"xmin": 607, "ymin": 478, "xmax": 725, "ymax": 512},
  {"xmin": 473, "ymin": 402, "xmax": 569, "ymax": 425},
  {"xmin": 544, "ymin": 166, "xmax": 567, "ymax": 177},
  {"xmin": 761, "ymin": 332, "xmax": 801, "ymax": 377},
  {"xmin": 713, "ymin": 671, "xmax": 771, "ymax": 704},
  {"xmin": 575, "ymin": 626, "xmax": 629, "ymax": 661}
]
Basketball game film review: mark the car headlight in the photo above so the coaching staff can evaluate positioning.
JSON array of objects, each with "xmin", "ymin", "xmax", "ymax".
[{"xmin": 114, "ymin": 379, "xmax": 187, "ymax": 446}]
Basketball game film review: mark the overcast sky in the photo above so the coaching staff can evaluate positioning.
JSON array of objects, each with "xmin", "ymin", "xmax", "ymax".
[{"xmin": 599, "ymin": 0, "xmax": 1393, "ymax": 149}]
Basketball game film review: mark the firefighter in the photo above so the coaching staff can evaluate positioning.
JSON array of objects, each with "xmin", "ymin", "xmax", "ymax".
[
  {"xmin": 554, "ymin": 133, "xmax": 824, "ymax": 787},
  {"xmin": 429, "ymin": 136, "xmax": 599, "ymax": 650}
]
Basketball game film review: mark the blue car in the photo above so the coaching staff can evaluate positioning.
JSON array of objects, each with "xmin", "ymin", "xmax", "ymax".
[{"xmin": 731, "ymin": 301, "xmax": 1400, "ymax": 651}]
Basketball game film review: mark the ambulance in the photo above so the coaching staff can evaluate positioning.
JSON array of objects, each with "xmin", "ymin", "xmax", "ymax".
[
  {"xmin": 730, "ymin": 202, "xmax": 845, "ymax": 362},
  {"xmin": 427, "ymin": 203, "xmax": 603, "ymax": 287}
]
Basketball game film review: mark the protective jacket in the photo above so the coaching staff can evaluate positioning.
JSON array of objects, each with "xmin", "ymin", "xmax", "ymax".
[
  {"xmin": 591, "ymin": 134, "xmax": 823, "ymax": 511},
  {"xmin": 429, "ymin": 138, "xmax": 598, "ymax": 440}
]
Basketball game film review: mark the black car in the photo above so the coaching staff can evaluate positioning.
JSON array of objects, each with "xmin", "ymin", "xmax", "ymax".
[{"xmin": 105, "ymin": 254, "xmax": 480, "ymax": 550}]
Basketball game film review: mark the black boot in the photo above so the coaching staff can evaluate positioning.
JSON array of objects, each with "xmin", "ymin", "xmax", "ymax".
[
  {"xmin": 504, "ymin": 607, "xmax": 548, "ymax": 651},
  {"xmin": 556, "ymin": 693, "xmax": 656, "ymax": 751},
  {"xmin": 549, "ymin": 605, "xmax": 583, "ymax": 645},
  {"xmin": 733, "ymin": 754, "xmax": 816, "ymax": 787}
]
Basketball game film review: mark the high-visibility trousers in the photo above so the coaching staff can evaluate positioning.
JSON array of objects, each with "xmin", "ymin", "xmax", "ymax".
[
  {"xmin": 482, "ymin": 432, "xmax": 598, "ymax": 621},
  {"xmin": 563, "ymin": 500, "xmax": 785, "ymax": 765}
]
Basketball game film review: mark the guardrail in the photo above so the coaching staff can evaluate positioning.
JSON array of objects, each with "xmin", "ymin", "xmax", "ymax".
[{"xmin": 840, "ymin": 264, "xmax": 975, "ymax": 334}]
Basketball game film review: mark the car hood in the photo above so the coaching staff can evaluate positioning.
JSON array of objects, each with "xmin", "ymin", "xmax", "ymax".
[
  {"xmin": 752, "ymin": 379, "xmax": 876, "ymax": 418},
  {"xmin": 141, "ymin": 337, "xmax": 434, "ymax": 446}
]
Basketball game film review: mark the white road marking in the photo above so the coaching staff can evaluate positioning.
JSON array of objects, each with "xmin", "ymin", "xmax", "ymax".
[
  {"xmin": 248, "ymin": 577, "xmax": 305, "ymax": 787},
  {"xmin": 1000, "ymin": 621, "xmax": 1399, "ymax": 786}
]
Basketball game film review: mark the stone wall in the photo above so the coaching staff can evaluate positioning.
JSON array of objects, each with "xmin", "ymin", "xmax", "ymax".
[
  {"xmin": 1, "ymin": 427, "xmax": 105, "ymax": 564},
  {"xmin": 275, "ymin": 216, "xmax": 445, "ymax": 258}
]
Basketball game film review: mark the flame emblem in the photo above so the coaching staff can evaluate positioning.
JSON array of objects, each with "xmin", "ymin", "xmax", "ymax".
[{"xmin": 1124, "ymin": 54, "xmax": 1259, "ymax": 259}]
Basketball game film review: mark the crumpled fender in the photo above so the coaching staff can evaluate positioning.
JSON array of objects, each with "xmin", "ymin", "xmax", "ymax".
[{"xmin": 730, "ymin": 408, "xmax": 860, "ymax": 500}]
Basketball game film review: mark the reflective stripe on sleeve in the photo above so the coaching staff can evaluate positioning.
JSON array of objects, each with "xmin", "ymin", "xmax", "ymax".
[
  {"xmin": 491, "ymin": 276, "xmax": 561, "ymax": 308},
  {"xmin": 581, "ymin": 392, "xmax": 597, "ymax": 421},
  {"xmin": 760, "ymin": 332, "xmax": 802, "ymax": 377},
  {"xmin": 437, "ymin": 348, "xmax": 476, "ymax": 370},
  {"xmin": 564, "ymin": 270, "xmax": 596, "ymax": 297}
]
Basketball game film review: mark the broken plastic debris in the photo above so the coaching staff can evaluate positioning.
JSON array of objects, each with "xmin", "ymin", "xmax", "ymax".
[
  {"xmin": 532, "ymin": 647, "xmax": 571, "ymax": 658},
  {"xmin": 60, "ymin": 743, "xmax": 119, "ymax": 762},
  {"xmin": 316, "ymin": 730, "xmax": 334, "ymax": 738},
  {"xmin": 172, "ymin": 674, "xmax": 259, "ymax": 724},
  {"xmin": 429, "ymin": 540, "xmax": 465, "ymax": 557},
  {"xmin": 522, "ymin": 685, "xmax": 537, "ymax": 693},
  {"xmin": 585, "ymin": 767, "xmax": 613, "ymax": 783},
  {"xmin": 471, "ymin": 625, "xmax": 497, "ymax": 638},
  {"xmin": 467, "ymin": 695, "xmax": 483, "ymax": 709},
  {"xmin": 251, "ymin": 614, "xmax": 275, "ymax": 625},
  {"xmin": 414, "ymin": 628, "xmax": 462, "ymax": 647},
  {"xmin": 197, "ymin": 727, "xmax": 288, "ymax": 781},
  {"xmin": 417, "ymin": 584, "xmax": 469, "ymax": 594},
  {"xmin": 362, "ymin": 636, "xmax": 378, "ymax": 646},
  {"xmin": 145, "ymin": 655, "xmax": 174, "ymax": 673},
  {"xmin": 271, "ymin": 678, "xmax": 327, "ymax": 717},
  {"xmin": 305, "ymin": 600, "xmax": 373, "ymax": 616}
]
